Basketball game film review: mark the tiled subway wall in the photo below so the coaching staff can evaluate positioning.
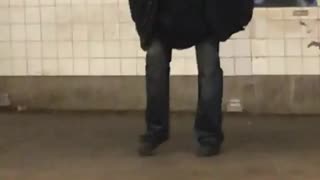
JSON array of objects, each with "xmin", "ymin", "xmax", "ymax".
[{"xmin": 1, "ymin": 0, "xmax": 320, "ymax": 76}]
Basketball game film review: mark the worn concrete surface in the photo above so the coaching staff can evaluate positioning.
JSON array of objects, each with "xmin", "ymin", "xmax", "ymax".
[
  {"xmin": 0, "ymin": 112, "xmax": 320, "ymax": 180},
  {"xmin": 1, "ymin": 76, "xmax": 320, "ymax": 114}
]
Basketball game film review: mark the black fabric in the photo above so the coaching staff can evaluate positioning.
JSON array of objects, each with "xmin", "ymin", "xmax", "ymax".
[
  {"xmin": 129, "ymin": 0, "xmax": 254, "ymax": 50},
  {"xmin": 156, "ymin": 0, "xmax": 209, "ymax": 49},
  {"xmin": 129, "ymin": 0, "xmax": 158, "ymax": 50}
]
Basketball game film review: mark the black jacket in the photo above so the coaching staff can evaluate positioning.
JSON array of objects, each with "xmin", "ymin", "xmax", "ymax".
[{"xmin": 129, "ymin": 0, "xmax": 254, "ymax": 51}]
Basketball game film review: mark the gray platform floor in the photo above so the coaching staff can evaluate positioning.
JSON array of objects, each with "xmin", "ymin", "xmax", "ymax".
[{"xmin": 0, "ymin": 112, "xmax": 320, "ymax": 180}]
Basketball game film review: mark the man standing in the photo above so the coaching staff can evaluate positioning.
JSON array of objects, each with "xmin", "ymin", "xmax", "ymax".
[{"xmin": 129, "ymin": 0, "xmax": 253, "ymax": 157}]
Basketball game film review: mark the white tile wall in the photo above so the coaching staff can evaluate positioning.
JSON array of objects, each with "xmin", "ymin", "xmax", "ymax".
[
  {"xmin": 269, "ymin": 57, "xmax": 286, "ymax": 75},
  {"xmin": 221, "ymin": 58, "xmax": 235, "ymax": 76},
  {"xmin": 12, "ymin": 59, "xmax": 27, "ymax": 76},
  {"xmin": 1, "ymin": 5, "xmax": 320, "ymax": 76},
  {"xmin": 252, "ymin": 57, "xmax": 269, "ymax": 75},
  {"xmin": 235, "ymin": 58, "xmax": 252, "ymax": 76}
]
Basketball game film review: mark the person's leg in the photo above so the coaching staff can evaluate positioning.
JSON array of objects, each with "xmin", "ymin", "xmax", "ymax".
[
  {"xmin": 139, "ymin": 38, "xmax": 172, "ymax": 156},
  {"xmin": 194, "ymin": 38, "xmax": 224, "ymax": 156}
]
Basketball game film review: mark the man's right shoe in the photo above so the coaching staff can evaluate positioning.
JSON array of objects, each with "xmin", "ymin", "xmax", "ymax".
[
  {"xmin": 196, "ymin": 145, "xmax": 221, "ymax": 157},
  {"xmin": 138, "ymin": 134, "xmax": 168, "ymax": 157}
]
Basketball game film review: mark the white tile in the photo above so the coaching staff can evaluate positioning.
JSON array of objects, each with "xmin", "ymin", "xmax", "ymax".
[
  {"xmin": 303, "ymin": 57, "xmax": 319, "ymax": 75},
  {"xmin": 121, "ymin": 58, "xmax": 137, "ymax": 75},
  {"xmin": 0, "ymin": 25, "xmax": 10, "ymax": 41},
  {"xmin": 25, "ymin": 7, "xmax": 40, "ymax": 23},
  {"xmin": 220, "ymin": 40, "xmax": 234, "ymax": 58},
  {"xmin": 89, "ymin": 41, "xmax": 105, "ymax": 58},
  {"xmin": 286, "ymin": 57, "xmax": 302, "ymax": 75},
  {"xmin": 10, "ymin": 8, "xmax": 25, "ymax": 23},
  {"xmin": 87, "ymin": 6, "xmax": 103, "ymax": 23},
  {"xmin": 73, "ymin": 24, "xmax": 88, "ymax": 41},
  {"xmin": 41, "ymin": 24, "xmax": 56, "ymax": 41},
  {"xmin": 171, "ymin": 58, "xmax": 185, "ymax": 75},
  {"xmin": 12, "ymin": 59, "xmax": 27, "ymax": 76},
  {"xmin": 105, "ymin": 41, "xmax": 120, "ymax": 57},
  {"xmin": 267, "ymin": 39, "xmax": 285, "ymax": 57},
  {"xmin": 42, "ymin": 41, "xmax": 57, "ymax": 58},
  {"xmin": 118, "ymin": 3, "xmax": 131, "ymax": 23},
  {"xmin": 285, "ymin": 39, "xmax": 302, "ymax": 57},
  {"xmin": 302, "ymin": 38, "xmax": 320, "ymax": 56},
  {"xmin": 267, "ymin": 8, "xmax": 283, "ymax": 20},
  {"xmin": 283, "ymin": 8, "xmax": 301, "ymax": 20},
  {"xmin": 89, "ymin": 59, "xmax": 105, "ymax": 75},
  {"xmin": 105, "ymin": 59, "xmax": 121, "ymax": 75},
  {"xmin": 104, "ymin": 23, "xmax": 120, "ymax": 40},
  {"xmin": 183, "ymin": 47, "xmax": 195, "ymax": 58},
  {"xmin": 11, "ymin": 42, "xmax": 26, "ymax": 58},
  {"xmin": 220, "ymin": 58, "xmax": 234, "ymax": 76},
  {"xmin": 232, "ymin": 25, "xmax": 251, "ymax": 39},
  {"xmin": 0, "ymin": 8, "xmax": 9, "ymax": 24},
  {"xmin": 267, "ymin": 21, "xmax": 284, "ymax": 38},
  {"xmin": 251, "ymin": 39, "xmax": 267, "ymax": 57},
  {"xmin": 184, "ymin": 59, "xmax": 197, "ymax": 75},
  {"xmin": 27, "ymin": 59, "xmax": 42, "ymax": 75},
  {"xmin": 43, "ymin": 59, "xmax": 59, "ymax": 76},
  {"xmin": 0, "ymin": 42, "xmax": 11, "ymax": 58},
  {"xmin": 252, "ymin": 57, "xmax": 268, "ymax": 75},
  {"xmin": 251, "ymin": 9, "xmax": 268, "ymax": 38},
  {"xmin": 88, "ymin": 24, "xmax": 104, "ymax": 41},
  {"xmin": 104, "ymin": 0, "xmax": 118, "ymax": 4},
  {"xmin": 56, "ymin": 24, "xmax": 72, "ymax": 41},
  {"xmin": 72, "ymin": 6, "xmax": 88, "ymax": 24},
  {"xmin": 58, "ymin": 41, "xmax": 73, "ymax": 58},
  {"xmin": 10, "ymin": 0, "xmax": 24, "ymax": 6},
  {"xmin": 104, "ymin": 4, "xmax": 119, "ymax": 23},
  {"xmin": 56, "ymin": 6, "xmax": 72, "ymax": 24},
  {"xmin": 58, "ymin": 59, "xmax": 74, "ymax": 76},
  {"xmin": 40, "ymin": 0, "xmax": 54, "ymax": 5},
  {"xmin": 25, "ymin": 0, "xmax": 39, "ymax": 6},
  {"xmin": 137, "ymin": 48, "xmax": 146, "ymax": 58},
  {"xmin": 0, "ymin": 0, "xmax": 9, "ymax": 7},
  {"xmin": 172, "ymin": 50, "xmax": 184, "ymax": 59},
  {"xmin": 0, "ymin": 60, "xmax": 12, "ymax": 76},
  {"xmin": 136, "ymin": 58, "xmax": 146, "ymax": 76},
  {"xmin": 74, "ymin": 59, "xmax": 89, "ymax": 75},
  {"xmin": 235, "ymin": 57, "xmax": 252, "ymax": 76},
  {"xmin": 234, "ymin": 39, "xmax": 251, "ymax": 57},
  {"xmin": 285, "ymin": 20, "xmax": 302, "ymax": 38},
  {"xmin": 26, "ymin": 24, "xmax": 41, "ymax": 41},
  {"xmin": 119, "ymin": 23, "xmax": 138, "ymax": 40},
  {"xmin": 301, "ymin": 20, "xmax": 318, "ymax": 38},
  {"xmin": 300, "ymin": 8, "xmax": 318, "ymax": 20},
  {"xmin": 56, "ymin": 0, "xmax": 71, "ymax": 5},
  {"xmin": 27, "ymin": 42, "xmax": 41, "ymax": 58},
  {"xmin": 41, "ymin": 7, "xmax": 55, "ymax": 23},
  {"xmin": 120, "ymin": 40, "xmax": 137, "ymax": 57},
  {"xmin": 73, "ymin": 41, "xmax": 88, "ymax": 58},
  {"xmin": 11, "ymin": 24, "xmax": 25, "ymax": 41},
  {"xmin": 88, "ymin": 0, "xmax": 102, "ymax": 5},
  {"xmin": 268, "ymin": 57, "xmax": 286, "ymax": 75},
  {"xmin": 72, "ymin": 0, "xmax": 86, "ymax": 5}
]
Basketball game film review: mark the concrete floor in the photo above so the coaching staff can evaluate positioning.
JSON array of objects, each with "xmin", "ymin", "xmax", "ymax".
[{"xmin": 0, "ymin": 112, "xmax": 320, "ymax": 180}]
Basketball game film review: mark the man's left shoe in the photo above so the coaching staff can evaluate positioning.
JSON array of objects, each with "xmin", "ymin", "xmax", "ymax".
[
  {"xmin": 138, "ymin": 134, "xmax": 168, "ymax": 157},
  {"xmin": 196, "ymin": 145, "xmax": 221, "ymax": 157}
]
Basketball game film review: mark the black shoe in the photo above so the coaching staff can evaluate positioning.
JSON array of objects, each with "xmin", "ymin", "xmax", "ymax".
[
  {"xmin": 138, "ymin": 134, "xmax": 168, "ymax": 157},
  {"xmin": 196, "ymin": 145, "xmax": 221, "ymax": 157},
  {"xmin": 138, "ymin": 141, "xmax": 160, "ymax": 157}
]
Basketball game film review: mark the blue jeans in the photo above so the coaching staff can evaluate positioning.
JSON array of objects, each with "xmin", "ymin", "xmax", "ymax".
[{"xmin": 145, "ymin": 38, "xmax": 224, "ymax": 147}]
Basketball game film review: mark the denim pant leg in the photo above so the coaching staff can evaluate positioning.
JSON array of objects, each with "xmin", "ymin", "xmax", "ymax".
[
  {"xmin": 145, "ymin": 39, "xmax": 172, "ymax": 140},
  {"xmin": 194, "ymin": 38, "xmax": 224, "ymax": 146}
]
